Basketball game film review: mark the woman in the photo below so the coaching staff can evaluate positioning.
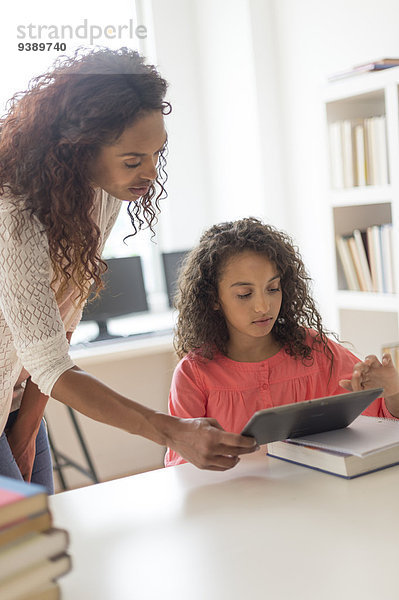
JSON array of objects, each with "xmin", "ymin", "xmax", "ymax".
[{"xmin": 0, "ymin": 47, "xmax": 256, "ymax": 492}]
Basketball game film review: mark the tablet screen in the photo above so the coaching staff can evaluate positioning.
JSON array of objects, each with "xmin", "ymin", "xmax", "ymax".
[{"xmin": 241, "ymin": 388, "xmax": 383, "ymax": 445}]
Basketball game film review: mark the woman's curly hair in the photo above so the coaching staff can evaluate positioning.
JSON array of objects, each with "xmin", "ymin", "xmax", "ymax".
[
  {"xmin": 174, "ymin": 217, "xmax": 334, "ymax": 368},
  {"xmin": 0, "ymin": 46, "xmax": 170, "ymax": 302}
]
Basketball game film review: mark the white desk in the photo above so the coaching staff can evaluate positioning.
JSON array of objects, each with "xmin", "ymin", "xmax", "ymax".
[{"xmin": 50, "ymin": 452, "xmax": 399, "ymax": 600}]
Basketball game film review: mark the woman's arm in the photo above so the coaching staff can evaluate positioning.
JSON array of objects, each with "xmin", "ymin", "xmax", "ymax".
[
  {"xmin": 6, "ymin": 378, "xmax": 49, "ymax": 481},
  {"xmin": 52, "ymin": 366, "xmax": 257, "ymax": 471},
  {"xmin": 0, "ymin": 207, "xmax": 256, "ymax": 471},
  {"xmin": 6, "ymin": 332, "xmax": 74, "ymax": 481}
]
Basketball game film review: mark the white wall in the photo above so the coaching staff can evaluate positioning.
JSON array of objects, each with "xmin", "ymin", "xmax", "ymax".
[
  {"xmin": 146, "ymin": 0, "xmax": 399, "ymax": 330},
  {"xmin": 269, "ymin": 0, "xmax": 399, "ymax": 328},
  {"xmin": 140, "ymin": 0, "xmax": 287, "ymax": 251}
]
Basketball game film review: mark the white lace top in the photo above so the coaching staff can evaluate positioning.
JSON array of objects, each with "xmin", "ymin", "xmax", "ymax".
[{"xmin": 0, "ymin": 188, "xmax": 122, "ymax": 434}]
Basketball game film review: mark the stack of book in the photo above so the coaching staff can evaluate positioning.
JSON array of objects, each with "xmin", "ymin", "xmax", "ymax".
[
  {"xmin": 336, "ymin": 225, "xmax": 395, "ymax": 293},
  {"xmin": 0, "ymin": 476, "xmax": 71, "ymax": 600},
  {"xmin": 267, "ymin": 415, "xmax": 399, "ymax": 479},
  {"xmin": 328, "ymin": 114, "xmax": 388, "ymax": 188},
  {"xmin": 328, "ymin": 58, "xmax": 399, "ymax": 82}
]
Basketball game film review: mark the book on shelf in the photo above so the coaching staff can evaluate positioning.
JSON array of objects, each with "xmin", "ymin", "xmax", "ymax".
[
  {"xmin": 352, "ymin": 228, "xmax": 373, "ymax": 291},
  {"xmin": 0, "ymin": 477, "xmax": 48, "ymax": 529},
  {"xmin": 347, "ymin": 236, "xmax": 368, "ymax": 291},
  {"xmin": 328, "ymin": 115, "xmax": 388, "ymax": 188},
  {"xmin": 267, "ymin": 415, "xmax": 399, "ymax": 479},
  {"xmin": 335, "ymin": 235, "xmax": 360, "ymax": 291},
  {"xmin": 370, "ymin": 225, "xmax": 385, "ymax": 292},
  {"xmin": 328, "ymin": 58, "xmax": 399, "ymax": 82},
  {"xmin": 341, "ymin": 120, "xmax": 355, "ymax": 188},
  {"xmin": 0, "ymin": 553, "xmax": 71, "ymax": 600},
  {"xmin": 0, "ymin": 527, "xmax": 69, "ymax": 582},
  {"xmin": 328, "ymin": 121, "xmax": 344, "ymax": 189},
  {"xmin": 380, "ymin": 223, "xmax": 394, "ymax": 293},
  {"xmin": 366, "ymin": 225, "xmax": 379, "ymax": 292},
  {"xmin": 336, "ymin": 224, "xmax": 395, "ymax": 294},
  {"xmin": 364, "ymin": 117, "xmax": 376, "ymax": 185},
  {"xmin": 374, "ymin": 115, "xmax": 389, "ymax": 185},
  {"xmin": 365, "ymin": 116, "xmax": 388, "ymax": 186},
  {"xmin": 354, "ymin": 121, "xmax": 367, "ymax": 186}
]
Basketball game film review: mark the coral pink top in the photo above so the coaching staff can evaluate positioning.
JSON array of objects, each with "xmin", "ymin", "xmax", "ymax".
[{"xmin": 165, "ymin": 332, "xmax": 393, "ymax": 467}]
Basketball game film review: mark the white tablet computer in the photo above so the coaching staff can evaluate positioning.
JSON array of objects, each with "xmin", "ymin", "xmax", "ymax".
[{"xmin": 241, "ymin": 388, "xmax": 383, "ymax": 445}]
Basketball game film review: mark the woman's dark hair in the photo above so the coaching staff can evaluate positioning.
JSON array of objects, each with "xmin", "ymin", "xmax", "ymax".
[
  {"xmin": 0, "ymin": 46, "xmax": 170, "ymax": 301},
  {"xmin": 174, "ymin": 217, "xmax": 334, "ymax": 368}
]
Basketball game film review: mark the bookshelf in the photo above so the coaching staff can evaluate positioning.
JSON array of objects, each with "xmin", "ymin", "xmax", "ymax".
[{"xmin": 325, "ymin": 66, "xmax": 399, "ymax": 361}]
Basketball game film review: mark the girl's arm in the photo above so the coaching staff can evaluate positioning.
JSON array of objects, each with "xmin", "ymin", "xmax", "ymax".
[
  {"xmin": 52, "ymin": 366, "xmax": 257, "ymax": 471},
  {"xmin": 339, "ymin": 353, "xmax": 399, "ymax": 417}
]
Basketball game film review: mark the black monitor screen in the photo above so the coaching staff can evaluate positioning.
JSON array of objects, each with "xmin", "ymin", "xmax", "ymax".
[
  {"xmin": 82, "ymin": 256, "xmax": 148, "ymax": 340},
  {"xmin": 161, "ymin": 250, "xmax": 190, "ymax": 308}
]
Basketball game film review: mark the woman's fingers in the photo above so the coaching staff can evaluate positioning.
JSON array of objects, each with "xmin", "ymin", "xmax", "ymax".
[{"xmin": 171, "ymin": 417, "xmax": 258, "ymax": 471}]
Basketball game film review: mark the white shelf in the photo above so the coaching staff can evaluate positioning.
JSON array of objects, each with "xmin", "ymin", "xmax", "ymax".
[
  {"xmin": 324, "ymin": 65, "xmax": 399, "ymax": 102},
  {"xmin": 329, "ymin": 185, "xmax": 392, "ymax": 207},
  {"xmin": 336, "ymin": 291, "xmax": 399, "ymax": 313},
  {"xmin": 325, "ymin": 72, "xmax": 399, "ymax": 354}
]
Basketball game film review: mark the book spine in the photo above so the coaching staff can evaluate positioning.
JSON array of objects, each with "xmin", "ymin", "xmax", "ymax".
[
  {"xmin": 375, "ymin": 115, "xmax": 389, "ymax": 185},
  {"xmin": 353, "ymin": 229, "xmax": 373, "ymax": 291},
  {"xmin": 371, "ymin": 225, "xmax": 384, "ymax": 292},
  {"xmin": 347, "ymin": 236, "xmax": 367, "ymax": 291},
  {"xmin": 328, "ymin": 122, "xmax": 344, "ymax": 189},
  {"xmin": 354, "ymin": 122, "xmax": 367, "ymax": 186},
  {"xmin": 365, "ymin": 117, "xmax": 375, "ymax": 185},
  {"xmin": 341, "ymin": 120, "xmax": 355, "ymax": 188},
  {"xmin": 380, "ymin": 224, "xmax": 394, "ymax": 293},
  {"xmin": 0, "ymin": 528, "xmax": 69, "ymax": 583},
  {"xmin": 335, "ymin": 235, "xmax": 360, "ymax": 290},
  {"xmin": 366, "ymin": 226, "xmax": 379, "ymax": 291},
  {"xmin": 0, "ymin": 554, "xmax": 71, "ymax": 598}
]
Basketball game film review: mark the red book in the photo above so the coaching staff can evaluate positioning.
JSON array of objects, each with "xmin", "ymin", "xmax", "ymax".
[{"xmin": 0, "ymin": 476, "xmax": 48, "ymax": 529}]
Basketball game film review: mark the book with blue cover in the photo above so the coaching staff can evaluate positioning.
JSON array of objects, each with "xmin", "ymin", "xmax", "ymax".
[
  {"xmin": 0, "ymin": 476, "xmax": 48, "ymax": 528},
  {"xmin": 328, "ymin": 58, "xmax": 399, "ymax": 82}
]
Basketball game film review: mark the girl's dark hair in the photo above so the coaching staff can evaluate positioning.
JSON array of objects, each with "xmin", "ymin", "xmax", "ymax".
[
  {"xmin": 174, "ymin": 217, "xmax": 334, "ymax": 367},
  {"xmin": 0, "ymin": 46, "xmax": 170, "ymax": 301}
]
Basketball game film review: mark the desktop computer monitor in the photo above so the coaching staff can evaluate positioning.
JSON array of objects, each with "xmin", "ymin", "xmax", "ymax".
[
  {"xmin": 161, "ymin": 250, "xmax": 190, "ymax": 308},
  {"xmin": 81, "ymin": 255, "xmax": 148, "ymax": 341}
]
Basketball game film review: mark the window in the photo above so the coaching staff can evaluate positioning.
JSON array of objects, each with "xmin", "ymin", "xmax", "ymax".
[{"xmin": 2, "ymin": 1, "xmax": 171, "ymax": 315}]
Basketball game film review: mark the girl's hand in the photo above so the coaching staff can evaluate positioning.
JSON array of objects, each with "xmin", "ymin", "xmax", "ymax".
[
  {"xmin": 339, "ymin": 353, "xmax": 399, "ymax": 398},
  {"xmin": 164, "ymin": 416, "xmax": 259, "ymax": 471}
]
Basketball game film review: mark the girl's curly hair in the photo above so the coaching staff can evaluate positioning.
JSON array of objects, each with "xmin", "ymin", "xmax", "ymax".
[
  {"xmin": 174, "ymin": 217, "xmax": 334, "ymax": 368},
  {"xmin": 0, "ymin": 46, "xmax": 170, "ymax": 302}
]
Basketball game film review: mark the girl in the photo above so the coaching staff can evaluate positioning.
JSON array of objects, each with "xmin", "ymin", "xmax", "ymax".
[
  {"xmin": 165, "ymin": 217, "xmax": 399, "ymax": 466},
  {"xmin": 0, "ymin": 47, "xmax": 257, "ymax": 492}
]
